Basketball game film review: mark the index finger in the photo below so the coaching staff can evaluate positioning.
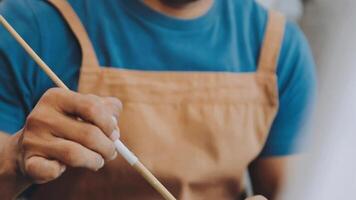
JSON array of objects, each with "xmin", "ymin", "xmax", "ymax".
[{"xmin": 45, "ymin": 89, "xmax": 121, "ymax": 138}]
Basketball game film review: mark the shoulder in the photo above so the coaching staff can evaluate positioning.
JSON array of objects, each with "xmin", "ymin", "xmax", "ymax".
[
  {"xmin": 237, "ymin": 0, "xmax": 309, "ymax": 57},
  {"xmin": 230, "ymin": 2, "xmax": 316, "ymax": 157},
  {"xmin": 0, "ymin": 0, "xmax": 53, "ymax": 20},
  {"xmin": 241, "ymin": 1, "xmax": 314, "ymax": 86},
  {"xmin": 0, "ymin": 0, "xmax": 57, "ymax": 52},
  {"xmin": 228, "ymin": 0, "xmax": 312, "ymax": 68},
  {"xmin": 0, "ymin": 0, "xmax": 46, "ymax": 74},
  {"xmin": 258, "ymin": 8, "xmax": 316, "ymax": 157},
  {"xmin": 0, "ymin": 0, "xmax": 78, "ymax": 68},
  {"xmin": 278, "ymin": 20, "xmax": 315, "ymax": 92},
  {"xmin": 0, "ymin": 0, "xmax": 75, "ymax": 108},
  {"xmin": 0, "ymin": 0, "xmax": 52, "ymax": 129},
  {"xmin": 0, "ymin": 0, "xmax": 40, "ymax": 36}
]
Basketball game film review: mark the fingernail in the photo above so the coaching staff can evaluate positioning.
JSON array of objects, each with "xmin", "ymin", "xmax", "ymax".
[
  {"xmin": 112, "ymin": 116, "xmax": 118, "ymax": 125},
  {"xmin": 110, "ymin": 129, "xmax": 120, "ymax": 141},
  {"xmin": 97, "ymin": 158, "xmax": 105, "ymax": 171},
  {"xmin": 110, "ymin": 151, "xmax": 118, "ymax": 161},
  {"xmin": 60, "ymin": 166, "xmax": 66, "ymax": 174}
]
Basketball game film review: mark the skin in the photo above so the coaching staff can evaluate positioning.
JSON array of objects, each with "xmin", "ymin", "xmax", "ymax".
[
  {"xmin": 0, "ymin": 0, "xmax": 287, "ymax": 199},
  {"xmin": 246, "ymin": 195, "xmax": 268, "ymax": 200},
  {"xmin": 0, "ymin": 89, "xmax": 122, "ymax": 199},
  {"xmin": 249, "ymin": 157, "xmax": 289, "ymax": 200}
]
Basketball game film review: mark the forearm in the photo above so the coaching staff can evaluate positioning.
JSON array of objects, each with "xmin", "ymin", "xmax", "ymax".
[
  {"xmin": 0, "ymin": 131, "xmax": 31, "ymax": 199},
  {"xmin": 249, "ymin": 157, "xmax": 289, "ymax": 200}
]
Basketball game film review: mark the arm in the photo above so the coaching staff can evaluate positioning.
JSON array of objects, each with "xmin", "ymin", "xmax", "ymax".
[
  {"xmin": 249, "ymin": 156, "xmax": 290, "ymax": 200},
  {"xmin": 0, "ymin": 89, "xmax": 122, "ymax": 199},
  {"xmin": 0, "ymin": 1, "xmax": 40, "ymax": 197},
  {"xmin": 0, "ymin": 131, "xmax": 31, "ymax": 199}
]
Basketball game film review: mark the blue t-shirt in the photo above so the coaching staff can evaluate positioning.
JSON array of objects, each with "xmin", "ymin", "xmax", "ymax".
[{"xmin": 0, "ymin": 0, "xmax": 316, "ymax": 157}]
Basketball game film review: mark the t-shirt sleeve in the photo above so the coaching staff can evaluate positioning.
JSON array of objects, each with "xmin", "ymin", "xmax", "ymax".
[
  {"xmin": 259, "ymin": 21, "xmax": 317, "ymax": 157},
  {"xmin": 0, "ymin": 0, "xmax": 42, "ymax": 134}
]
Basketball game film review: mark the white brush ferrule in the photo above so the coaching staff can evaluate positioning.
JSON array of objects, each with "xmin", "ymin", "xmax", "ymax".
[{"xmin": 114, "ymin": 140, "xmax": 138, "ymax": 166}]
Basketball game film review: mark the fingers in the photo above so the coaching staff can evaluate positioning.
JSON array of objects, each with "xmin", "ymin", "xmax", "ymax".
[
  {"xmin": 245, "ymin": 195, "xmax": 268, "ymax": 200},
  {"xmin": 69, "ymin": 94, "xmax": 121, "ymax": 138},
  {"xmin": 21, "ymin": 88, "xmax": 123, "ymax": 184},
  {"xmin": 103, "ymin": 97, "xmax": 122, "ymax": 140},
  {"xmin": 40, "ymin": 88, "xmax": 122, "ymax": 139},
  {"xmin": 25, "ymin": 156, "xmax": 66, "ymax": 184},
  {"xmin": 102, "ymin": 96, "xmax": 123, "ymax": 119},
  {"xmin": 43, "ymin": 139, "xmax": 105, "ymax": 171},
  {"xmin": 22, "ymin": 135, "xmax": 105, "ymax": 172},
  {"xmin": 48, "ymin": 114, "xmax": 117, "ymax": 161}
]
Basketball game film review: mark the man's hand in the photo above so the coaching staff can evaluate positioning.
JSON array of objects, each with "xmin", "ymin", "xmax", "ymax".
[
  {"xmin": 0, "ymin": 88, "xmax": 122, "ymax": 197},
  {"xmin": 245, "ymin": 195, "xmax": 267, "ymax": 200}
]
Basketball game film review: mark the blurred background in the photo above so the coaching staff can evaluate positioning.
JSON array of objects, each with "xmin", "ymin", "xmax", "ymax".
[{"xmin": 258, "ymin": 0, "xmax": 356, "ymax": 199}]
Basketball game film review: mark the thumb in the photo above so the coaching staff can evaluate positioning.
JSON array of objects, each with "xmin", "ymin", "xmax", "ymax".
[
  {"xmin": 24, "ymin": 156, "xmax": 66, "ymax": 184},
  {"xmin": 245, "ymin": 195, "xmax": 268, "ymax": 200}
]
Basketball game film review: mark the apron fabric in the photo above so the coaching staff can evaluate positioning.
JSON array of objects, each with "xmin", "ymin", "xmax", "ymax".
[{"xmin": 31, "ymin": 0, "xmax": 285, "ymax": 199}]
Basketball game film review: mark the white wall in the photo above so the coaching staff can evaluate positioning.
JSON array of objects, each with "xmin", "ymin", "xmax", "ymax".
[
  {"xmin": 280, "ymin": 0, "xmax": 356, "ymax": 199},
  {"xmin": 256, "ymin": 0, "xmax": 303, "ymax": 21}
]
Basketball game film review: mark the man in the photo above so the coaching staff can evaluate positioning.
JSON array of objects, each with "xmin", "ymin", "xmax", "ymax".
[{"xmin": 0, "ymin": 0, "xmax": 315, "ymax": 199}]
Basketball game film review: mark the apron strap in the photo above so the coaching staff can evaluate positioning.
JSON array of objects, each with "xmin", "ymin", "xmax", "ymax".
[
  {"xmin": 48, "ymin": 0, "xmax": 100, "ymax": 69},
  {"xmin": 257, "ymin": 11, "xmax": 286, "ymax": 74}
]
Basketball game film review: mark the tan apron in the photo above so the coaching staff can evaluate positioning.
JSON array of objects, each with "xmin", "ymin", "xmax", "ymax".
[{"xmin": 31, "ymin": 0, "xmax": 285, "ymax": 199}]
